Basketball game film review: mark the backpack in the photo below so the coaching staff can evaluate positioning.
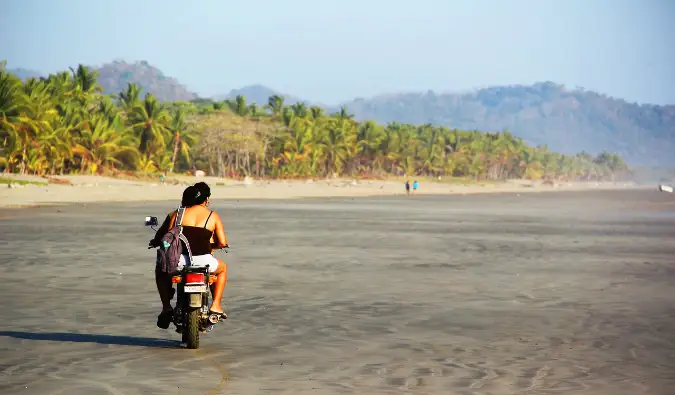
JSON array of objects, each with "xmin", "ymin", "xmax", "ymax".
[{"xmin": 156, "ymin": 207, "xmax": 193, "ymax": 274}]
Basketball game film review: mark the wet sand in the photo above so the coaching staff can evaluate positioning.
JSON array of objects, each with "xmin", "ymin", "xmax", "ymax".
[{"xmin": 1, "ymin": 190, "xmax": 674, "ymax": 395}]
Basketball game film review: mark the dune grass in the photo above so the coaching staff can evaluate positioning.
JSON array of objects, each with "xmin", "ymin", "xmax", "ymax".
[{"xmin": 0, "ymin": 177, "xmax": 47, "ymax": 186}]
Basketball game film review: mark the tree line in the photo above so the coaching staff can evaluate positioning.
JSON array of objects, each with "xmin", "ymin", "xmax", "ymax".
[{"xmin": 0, "ymin": 63, "xmax": 629, "ymax": 181}]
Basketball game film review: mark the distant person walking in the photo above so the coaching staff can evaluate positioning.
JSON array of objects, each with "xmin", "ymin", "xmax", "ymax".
[
  {"xmin": 405, "ymin": 180, "xmax": 411, "ymax": 196},
  {"xmin": 413, "ymin": 180, "xmax": 419, "ymax": 193}
]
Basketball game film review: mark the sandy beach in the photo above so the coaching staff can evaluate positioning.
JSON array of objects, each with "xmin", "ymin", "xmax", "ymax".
[
  {"xmin": 0, "ymin": 174, "xmax": 646, "ymax": 208},
  {"xmin": 1, "ymin": 189, "xmax": 674, "ymax": 394}
]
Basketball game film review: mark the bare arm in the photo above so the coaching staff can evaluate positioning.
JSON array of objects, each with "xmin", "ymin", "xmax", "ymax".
[{"xmin": 211, "ymin": 212, "xmax": 228, "ymax": 249}]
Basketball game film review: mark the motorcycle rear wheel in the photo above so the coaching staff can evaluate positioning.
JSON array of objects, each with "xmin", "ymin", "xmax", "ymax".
[{"xmin": 184, "ymin": 308, "xmax": 200, "ymax": 349}]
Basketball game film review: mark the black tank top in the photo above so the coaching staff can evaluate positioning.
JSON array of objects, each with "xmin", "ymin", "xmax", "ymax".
[{"xmin": 181, "ymin": 211, "xmax": 213, "ymax": 256}]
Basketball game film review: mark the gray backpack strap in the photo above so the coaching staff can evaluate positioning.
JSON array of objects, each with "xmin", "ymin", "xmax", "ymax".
[
  {"xmin": 176, "ymin": 207, "xmax": 186, "ymax": 230},
  {"xmin": 179, "ymin": 233, "xmax": 194, "ymax": 266},
  {"xmin": 175, "ymin": 207, "xmax": 193, "ymax": 267}
]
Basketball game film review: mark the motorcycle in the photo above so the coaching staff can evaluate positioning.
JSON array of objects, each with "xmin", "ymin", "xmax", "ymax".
[{"xmin": 145, "ymin": 215, "xmax": 228, "ymax": 349}]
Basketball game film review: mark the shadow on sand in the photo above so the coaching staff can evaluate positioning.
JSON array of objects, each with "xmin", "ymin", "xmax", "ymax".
[{"xmin": 0, "ymin": 330, "xmax": 182, "ymax": 348}]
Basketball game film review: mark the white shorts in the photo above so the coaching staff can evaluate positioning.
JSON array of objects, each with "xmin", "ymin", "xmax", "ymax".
[{"xmin": 178, "ymin": 254, "xmax": 219, "ymax": 273}]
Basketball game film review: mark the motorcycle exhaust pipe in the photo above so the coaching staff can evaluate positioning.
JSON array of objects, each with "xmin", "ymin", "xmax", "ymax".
[{"xmin": 208, "ymin": 314, "xmax": 220, "ymax": 324}]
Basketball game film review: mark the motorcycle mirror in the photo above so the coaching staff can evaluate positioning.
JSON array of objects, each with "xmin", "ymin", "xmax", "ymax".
[{"xmin": 145, "ymin": 216, "xmax": 159, "ymax": 227}]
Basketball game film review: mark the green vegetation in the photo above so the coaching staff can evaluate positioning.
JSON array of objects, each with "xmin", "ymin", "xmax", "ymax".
[
  {"xmin": 341, "ymin": 83, "xmax": 675, "ymax": 167},
  {"xmin": 0, "ymin": 176, "xmax": 47, "ymax": 186},
  {"xmin": 1, "ymin": 63, "xmax": 629, "ymax": 181}
]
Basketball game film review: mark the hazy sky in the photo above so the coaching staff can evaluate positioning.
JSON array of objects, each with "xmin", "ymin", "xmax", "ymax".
[{"xmin": 2, "ymin": 0, "xmax": 674, "ymax": 105}]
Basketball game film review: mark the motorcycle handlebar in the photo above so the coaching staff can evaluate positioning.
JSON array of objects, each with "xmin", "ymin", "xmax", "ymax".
[{"xmin": 148, "ymin": 244, "xmax": 230, "ymax": 250}]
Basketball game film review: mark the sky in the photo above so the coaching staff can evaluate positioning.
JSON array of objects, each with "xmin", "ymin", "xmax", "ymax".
[{"xmin": 2, "ymin": 0, "xmax": 674, "ymax": 105}]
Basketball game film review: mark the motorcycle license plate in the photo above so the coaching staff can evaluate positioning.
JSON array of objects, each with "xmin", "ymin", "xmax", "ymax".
[{"xmin": 184, "ymin": 285, "xmax": 207, "ymax": 293}]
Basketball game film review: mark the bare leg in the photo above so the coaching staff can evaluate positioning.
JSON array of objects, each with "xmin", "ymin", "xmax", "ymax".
[
  {"xmin": 155, "ymin": 267, "xmax": 173, "ymax": 312},
  {"xmin": 209, "ymin": 260, "xmax": 228, "ymax": 313}
]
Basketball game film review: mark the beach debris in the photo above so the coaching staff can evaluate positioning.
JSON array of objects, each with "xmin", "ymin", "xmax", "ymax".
[
  {"xmin": 195, "ymin": 170, "xmax": 205, "ymax": 178},
  {"xmin": 658, "ymin": 184, "xmax": 673, "ymax": 193},
  {"xmin": 45, "ymin": 176, "xmax": 72, "ymax": 185}
]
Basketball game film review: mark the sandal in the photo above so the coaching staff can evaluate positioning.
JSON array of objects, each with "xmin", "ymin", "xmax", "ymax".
[{"xmin": 157, "ymin": 309, "xmax": 173, "ymax": 329}]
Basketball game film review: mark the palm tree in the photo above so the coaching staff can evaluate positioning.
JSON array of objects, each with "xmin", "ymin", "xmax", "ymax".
[
  {"xmin": 266, "ymin": 95, "xmax": 285, "ymax": 117},
  {"xmin": 225, "ymin": 95, "xmax": 249, "ymax": 117},
  {"xmin": 129, "ymin": 93, "xmax": 171, "ymax": 158},
  {"xmin": 290, "ymin": 102, "xmax": 308, "ymax": 118},
  {"xmin": 310, "ymin": 106, "xmax": 324, "ymax": 120},
  {"xmin": 0, "ymin": 69, "xmax": 26, "ymax": 138},
  {"xmin": 168, "ymin": 108, "xmax": 194, "ymax": 173},
  {"xmin": 118, "ymin": 82, "xmax": 142, "ymax": 113},
  {"xmin": 316, "ymin": 117, "xmax": 353, "ymax": 175},
  {"xmin": 69, "ymin": 64, "xmax": 103, "ymax": 105},
  {"xmin": 0, "ymin": 64, "xmax": 631, "ymax": 181},
  {"xmin": 418, "ymin": 125, "xmax": 444, "ymax": 175},
  {"xmin": 71, "ymin": 115, "xmax": 137, "ymax": 174},
  {"xmin": 356, "ymin": 120, "xmax": 384, "ymax": 172},
  {"xmin": 277, "ymin": 117, "xmax": 314, "ymax": 176}
]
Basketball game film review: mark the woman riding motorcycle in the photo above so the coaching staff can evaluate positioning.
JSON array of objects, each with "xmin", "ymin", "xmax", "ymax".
[{"xmin": 149, "ymin": 182, "xmax": 229, "ymax": 329}]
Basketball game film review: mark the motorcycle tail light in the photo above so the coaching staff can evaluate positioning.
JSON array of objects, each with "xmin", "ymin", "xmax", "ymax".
[
  {"xmin": 186, "ymin": 273, "xmax": 205, "ymax": 283},
  {"xmin": 171, "ymin": 276, "xmax": 182, "ymax": 284}
]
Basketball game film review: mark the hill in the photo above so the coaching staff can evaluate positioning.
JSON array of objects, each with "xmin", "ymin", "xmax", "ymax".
[
  {"xmin": 208, "ymin": 82, "xmax": 674, "ymax": 166},
  {"xmin": 7, "ymin": 68, "xmax": 42, "ymax": 80},
  {"xmin": 213, "ymin": 84, "xmax": 312, "ymax": 106},
  {"xmin": 335, "ymin": 82, "xmax": 675, "ymax": 166},
  {"xmin": 4, "ymin": 59, "xmax": 674, "ymax": 166},
  {"xmin": 3, "ymin": 65, "xmax": 42, "ymax": 81},
  {"xmin": 228, "ymin": 82, "xmax": 674, "ymax": 166},
  {"xmin": 1, "ymin": 65, "xmax": 629, "ymax": 182},
  {"xmin": 94, "ymin": 60, "xmax": 197, "ymax": 102},
  {"xmin": 2, "ymin": 60, "xmax": 198, "ymax": 102}
]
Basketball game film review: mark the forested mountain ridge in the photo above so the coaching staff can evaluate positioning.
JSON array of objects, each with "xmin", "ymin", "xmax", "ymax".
[
  {"xmin": 1, "ymin": 64, "xmax": 628, "ymax": 181},
  {"xmin": 336, "ymin": 82, "xmax": 675, "ymax": 166},
  {"xmin": 3, "ymin": 59, "xmax": 673, "ymax": 166}
]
